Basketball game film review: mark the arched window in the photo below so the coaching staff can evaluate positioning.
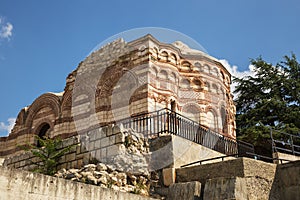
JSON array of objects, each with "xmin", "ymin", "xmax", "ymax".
[
  {"xmin": 158, "ymin": 70, "xmax": 168, "ymax": 89},
  {"xmin": 171, "ymin": 100, "xmax": 176, "ymax": 112},
  {"xmin": 203, "ymin": 64, "xmax": 210, "ymax": 73},
  {"xmin": 37, "ymin": 123, "xmax": 50, "ymax": 147},
  {"xmin": 160, "ymin": 51, "xmax": 168, "ymax": 62},
  {"xmin": 207, "ymin": 111, "xmax": 217, "ymax": 130},
  {"xmin": 182, "ymin": 104, "xmax": 200, "ymax": 123},
  {"xmin": 205, "ymin": 82, "xmax": 210, "ymax": 91},
  {"xmin": 221, "ymin": 107, "xmax": 228, "ymax": 134},
  {"xmin": 150, "ymin": 66, "xmax": 158, "ymax": 76},
  {"xmin": 170, "ymin": 53, "xmax": 177, "ymax": 64},
  {"xmin": 180, "ymin": 79, "xmax": 190, "ymax": 89},
  {"xmin": 193, "ymin": 79, "xmax": 202, "ymax": 90},
  {"xmin": 139, "ymin": 45, "xmax": 146, "ymax": 51},
  {"xmin": 211, "ymin": 84, "xmax": 218, "ymax": 94},
  {"xmin": 194, "ymin": 62, "xmax": 202, "ymax": 72},
  {"xmin": 158, "ymin": 70, "xmax": 168, "ymax": 79},
  {"xmin": 220, "ymin": 71, "xmax": 225, "ymax": 81},
  {"xmin": 211, "ymin": 68, "xmax": 219, "ymax": 77},
  {"xmin": 153, "ymin": 47, "xmax": 159, "ymax": 58},
  {"xmin": 169, "ymin": 72, "xmax": 176, "ymax": 82},
  {"xmin": 138, "ymin": 45, "xmax": 146, "ymax": 56},
  {"xmin": 181, "ymin": 61, "xmax": 192, "ymax": 71},
  {"xmin": 226, "ymin": 76, "xmax": 231, "ymax": 85}
]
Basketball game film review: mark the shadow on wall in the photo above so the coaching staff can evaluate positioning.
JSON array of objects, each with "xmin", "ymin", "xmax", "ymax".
[{"xmin": 269, "ymin": 160, "xmax": 300, "ymax": 200}]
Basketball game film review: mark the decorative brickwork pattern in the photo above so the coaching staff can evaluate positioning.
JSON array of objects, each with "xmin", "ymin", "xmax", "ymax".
[{"xmin": 0, "ymin": 34, "xmax": 236, "ymax": 157}]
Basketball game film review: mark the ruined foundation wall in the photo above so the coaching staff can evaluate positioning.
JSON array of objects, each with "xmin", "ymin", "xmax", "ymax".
[
  {"xmin": 269, "ymin": 160, "xmax": 300, "ymax": 200},
  {"xmin": 3, "ymin": 125, "xmax": 128, "ymax": 171},
  {"xmin": 176, "ymin": 158, "xmax": 277, "ymax": 200},
  {"xmin": 0, "ymin": 166, "xmax": 156, "ymax": 200}
]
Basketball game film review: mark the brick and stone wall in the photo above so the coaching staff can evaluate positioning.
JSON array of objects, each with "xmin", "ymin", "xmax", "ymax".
[
  {"xmin": 4, "ymin": 124, "xmax": 230, "ymax": 174},
  {"xmin": 3, "ymin": 125, "xmax": 146, "ymax": 172},
  {"xmin": 0, "ymin": 34, "xmax": 236, "ymax": 158}
]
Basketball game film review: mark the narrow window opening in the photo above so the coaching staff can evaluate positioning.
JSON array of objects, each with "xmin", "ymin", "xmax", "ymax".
[
  {"xmin": 37, "ymin": 123, "xmax": 50, "ymax": 147},
  {"xmin": 171, "ymin": 100, "xmax": 176, "ymax": 112}
]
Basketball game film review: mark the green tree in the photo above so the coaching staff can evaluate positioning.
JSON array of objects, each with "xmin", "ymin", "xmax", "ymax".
[
  {"xmin": 26, "ymin": 136, "xmax": 75, "ymax": 175},
  {"xmin": 233, "ymin": 53, "xmax": 300, "ymax": 156}
]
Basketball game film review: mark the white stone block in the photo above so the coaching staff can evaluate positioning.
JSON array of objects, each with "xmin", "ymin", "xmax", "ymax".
[
  {"xmin": 100, "ymin": 137, "xmax": 110, "ymax": 148},
  {"xmin": 106, "ymin": 144, "xmax": 125, "ymax": 158}
]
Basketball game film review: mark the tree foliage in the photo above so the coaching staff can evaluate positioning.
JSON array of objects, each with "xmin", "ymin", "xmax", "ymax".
[
  {"xmin": 25, "ymin": 136, "xmax": 75, "ymax": 175},
  {"xmin": 233, "ymin": 53, "xmax": 300, "ymax": 154}
]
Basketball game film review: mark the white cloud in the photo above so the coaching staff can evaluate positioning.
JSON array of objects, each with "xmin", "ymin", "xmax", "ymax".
[
  {"xmin": 0, "ymin": 23, "xmax": 13, "ymax": 39},
  {"xmin": 0, "ymin": 118, "xmax": 16, "ymax": 135},
  {"xmin": 219, "ymin": 59, "xmax": 256, "ymax": 99},
  {"xmin": 0, "ymin": 16, "xmax": 13, "ymax": 40}
]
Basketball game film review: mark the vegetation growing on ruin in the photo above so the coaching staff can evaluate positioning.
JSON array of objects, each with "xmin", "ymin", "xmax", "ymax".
[{"xmin": 25, "ymin": 136, "xmax": 75, "ymax": 175}]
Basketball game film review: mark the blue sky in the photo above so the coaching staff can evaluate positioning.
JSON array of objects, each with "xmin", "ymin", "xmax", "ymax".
[{"xmin": 0, "ymin": 0, "xmax": 300, "ymax": 136}]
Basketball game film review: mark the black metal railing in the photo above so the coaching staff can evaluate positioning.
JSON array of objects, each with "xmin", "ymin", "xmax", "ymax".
[
  {"xmin": 181, "ymin": 154, "xmax": 238, "ymax": 168},
  {"xmin": 270, "ymin": 128, "xmax": 300, "ymax": 156},
  {"xmin": 237, "ymin": 140, "xmax": 255, "ymax": 157},
  {"xmin": 245, "ymin": 152, "xmax": 292, "ymax": 164},
  {"xmin": 118, "ymin": 108, "xmax": 253, "ymax": 156}
]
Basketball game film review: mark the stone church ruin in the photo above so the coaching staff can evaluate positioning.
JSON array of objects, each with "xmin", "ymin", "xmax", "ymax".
[
  {"xmin": 1, "ymin": 34, "xmax": 299, "ymax": 200},
  {"xmin": 0, "ymin": 34, "xmax": 236, "ymax": 157}
]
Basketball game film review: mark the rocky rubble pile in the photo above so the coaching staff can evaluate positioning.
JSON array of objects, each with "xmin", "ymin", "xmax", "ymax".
[
  {"xmin": 54, "ymin": 128, "xmax": 161, "ymax": 196},
  {"xmin": 55, "ymin": 162, "xmax": 151, "ymax": 195}
]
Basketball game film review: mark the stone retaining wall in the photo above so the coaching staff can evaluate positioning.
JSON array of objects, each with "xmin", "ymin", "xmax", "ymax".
[
  {"xmin": 176, "ymin": 158, "xmax": 277, "ymax": 200},
  {"xmin": 273, "ymin": 152, "xmax": 300, "ymax": 164},
  {"xmin": 3, "ymin": 125, "xmax": 136, "ymax": 171},
  {"xmin": 4, "ymin": 125, "xmax": 230, "ymax": 173},
  {"xmin": 3, "ymin": 135, "xmax": 81, "ymax": 171},
  {"xmin": 176, "ymin": 157, "xmax": 276, "ymax": 184},
  {"xmin": 270, "ymin": 160, "xmax": 300, "ymax": 200},
  {"xmin": 0, "ymin": 166, "xmax": 157, "ymax": 200}
]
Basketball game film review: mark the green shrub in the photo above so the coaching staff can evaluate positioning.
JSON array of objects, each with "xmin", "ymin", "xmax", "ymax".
[{"xmin": 25, "ymin": 136, "xmax": 75, "ymax": 175}]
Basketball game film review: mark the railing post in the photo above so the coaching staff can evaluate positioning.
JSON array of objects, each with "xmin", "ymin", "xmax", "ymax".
[
  {"xmin": 156, "ymin": 110, "xmax": 159, "ymax": 137},
  {"xmin": 290, "ymin": 135, "xmax": 295, "ymax": 155},
  {"xmin": 174, "ymin": 112, "xmax": 176, "ymax": 134},
  {"xmin": 270, "ymin": 127, "xmax": 275, "ymax": 154}
]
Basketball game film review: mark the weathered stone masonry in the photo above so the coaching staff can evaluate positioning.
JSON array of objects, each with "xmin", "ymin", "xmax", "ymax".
[
  {"xmin": 0, "ymin": 34, "xmax": 236, "ymax": 157},
  {"xmin": 3, "ymin": 125, "xmax": 144, "ymax": 172}
]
